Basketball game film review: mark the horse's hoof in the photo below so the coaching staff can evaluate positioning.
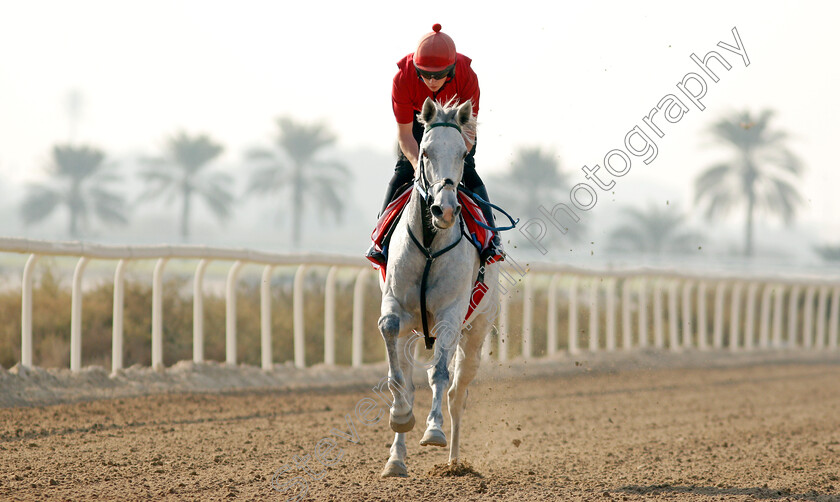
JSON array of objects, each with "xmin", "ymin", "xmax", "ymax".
[
  {"xmin": 381, "ymin": 460, "xmax": 408, "ymax": 478},
  {"xmin": 389, "ymin": 413, "xmax": 415, "ymax": 433},
  {"xmin": 419, "ymin": 428, "xmax": 447, "ymax": 447}
]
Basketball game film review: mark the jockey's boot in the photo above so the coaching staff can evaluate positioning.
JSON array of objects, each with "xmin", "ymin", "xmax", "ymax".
[
  {"xmin": 365, "ymin": 243, "xmax": 387, "ymax": 267},
  {"xmin": 472, "ymin": 184, "xmax": 505, "ymax": 262}
]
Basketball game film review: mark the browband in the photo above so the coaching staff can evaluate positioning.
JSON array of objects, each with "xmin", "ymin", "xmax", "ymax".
[{"xmin": 425, "ymin": 122, "xmax": 462, "ymax": 134}]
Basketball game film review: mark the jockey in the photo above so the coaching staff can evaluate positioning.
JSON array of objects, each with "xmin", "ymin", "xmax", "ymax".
[{"xmin": 366, "ymin": 23, "xmax": 504, "ymax": 266}]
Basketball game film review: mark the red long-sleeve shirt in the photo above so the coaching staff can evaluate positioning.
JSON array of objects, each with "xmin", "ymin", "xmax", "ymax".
[{"xmin": 391, "ymin": 52, "xmax": 480, "ymax": 124}]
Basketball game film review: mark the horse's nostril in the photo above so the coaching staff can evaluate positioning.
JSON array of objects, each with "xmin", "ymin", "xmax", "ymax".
[
  {"xmin": 454, "ymin": 206, "xmax": 462, "ymax": 217},
  {"xmin": 430, "ymin": 205, "xmax": 444, "ymax": 218}
]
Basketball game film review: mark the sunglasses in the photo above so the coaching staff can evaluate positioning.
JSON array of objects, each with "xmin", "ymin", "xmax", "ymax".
[{"xmin": 416, "ymin": 65, "xmax": 454, "ymax": 81}]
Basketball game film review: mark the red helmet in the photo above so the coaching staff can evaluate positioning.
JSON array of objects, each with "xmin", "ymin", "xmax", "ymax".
[{"xmin": 414, "ymin": 23, "xmax": 456, "ymax": 72}]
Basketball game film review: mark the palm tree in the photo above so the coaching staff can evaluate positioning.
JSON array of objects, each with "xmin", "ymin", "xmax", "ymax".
[
  {"xmin": 138, "ymin": 132, "xmax": 233, "ymax": 241},
  {"xmin": 814, "ymin": 244, "xmax": 840, "ymax": 262},
  {"xmin": 694, "ymin": 110, "xmax": 803, "ymax": 257},
  {"xmin": 246, "ymin": 117, "xmax": 350, "ymax": 248},
  {"xmin": 507, "ymin": 146, "xmax": 568, "ymax": 199},
  {"xmin": 493, "ymin": 146, "xmax": 582, "ymax": 242},
  {"xmin": 607, "ymin": 202, "xmax": 703, "ymax": 255},
  {"xmin": 20, "ymin": 144, "xmax": 127, "ymax": 238}
]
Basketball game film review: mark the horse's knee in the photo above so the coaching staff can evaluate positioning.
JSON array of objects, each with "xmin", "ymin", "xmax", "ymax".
[
  {"xmin": 448, "ymin": 385, "xmax": 468, "ymax": 408},
  {"xmin": 429, "ymin": 355, "xmax": 450, "ymax": 385},
  {"xmin": 379, "ymin": 314, "xmax": 400, "ymax": 339}
]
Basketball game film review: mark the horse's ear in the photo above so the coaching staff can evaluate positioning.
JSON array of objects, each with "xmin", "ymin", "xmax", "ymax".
[
  {"xmin": 456, "ymin": 100, "xmax": 473, "ymax": 128},
  {"xmin": 420, "ymin": 98, "xmax": 437, "ymax": 125}
]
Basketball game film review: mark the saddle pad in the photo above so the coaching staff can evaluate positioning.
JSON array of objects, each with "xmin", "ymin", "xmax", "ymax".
[
  {"xmin": 369, "ymin": 185, "xmax": 412, "ymax": 252},
  {"xmin": 368, "ymin": 187, "xmax": 497, "ymax": 269}
]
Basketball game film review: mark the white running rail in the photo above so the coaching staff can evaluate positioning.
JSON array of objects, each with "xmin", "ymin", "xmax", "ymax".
[{"xmin": 3, "ymin": 237, "xmax": 839, "ymax": 374}]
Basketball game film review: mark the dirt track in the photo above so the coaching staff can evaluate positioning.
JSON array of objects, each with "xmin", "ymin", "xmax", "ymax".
[{"xmin": 2, "ymin": 360, "xmax": 840, "ymax": 501}]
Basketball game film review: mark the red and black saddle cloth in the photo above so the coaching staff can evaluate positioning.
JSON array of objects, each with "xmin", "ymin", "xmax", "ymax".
[{"xmin": 366, "ymin": 185, "xmax": 503, "ymax": 322}]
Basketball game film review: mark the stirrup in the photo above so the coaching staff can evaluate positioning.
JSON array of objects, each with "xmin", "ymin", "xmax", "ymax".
[{"xmin": 481, "ymin": 235, "xmax": 505, "ymax": 263}]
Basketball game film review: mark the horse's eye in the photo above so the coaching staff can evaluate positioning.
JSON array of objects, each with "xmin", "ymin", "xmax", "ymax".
[{"xmin": 423, "ymin": 151, "xmax": 429, "ymax": 158}]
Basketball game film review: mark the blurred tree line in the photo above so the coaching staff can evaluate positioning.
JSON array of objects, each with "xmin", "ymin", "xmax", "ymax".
[
  {"xmin": 18, "ymin": 105, "xmax": 833, "ymax": 260},
  {"xmin": 20, "ymin": 118, "xmax": 350, "ymax": 249},
  {"xmin": 491, "ymin": 108, "xmax": 827, "ymax": 260}
]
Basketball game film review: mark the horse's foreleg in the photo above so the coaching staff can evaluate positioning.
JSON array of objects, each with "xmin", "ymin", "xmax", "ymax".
[
  {"xmin": 420, "ymin": 318, "xmax": 459, "ymax": 448},
  {"xmin": 381, "ymin": 432, "xmax": 408, "ymax": 477},
  {"xmin": 378, "ymin": 312, "xmax": 415, "ymax": 433},
  {"xmin": 381, "ymin": 336, "xmax": 418, "ymax": 478},
  {"xmin": 447, "ymin": 326, "xmax": 484, "ymax": 464}
]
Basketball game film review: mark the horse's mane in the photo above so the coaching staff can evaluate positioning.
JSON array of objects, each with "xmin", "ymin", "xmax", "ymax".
[{"xmin": 421, "ymin": 97, "xmax": 477, "ymax": 144}]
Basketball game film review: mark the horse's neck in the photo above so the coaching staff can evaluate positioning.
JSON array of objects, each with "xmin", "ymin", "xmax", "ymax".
[{"xmin": 405, "ymin": 187, "xmax": 458, "ymax": 252}]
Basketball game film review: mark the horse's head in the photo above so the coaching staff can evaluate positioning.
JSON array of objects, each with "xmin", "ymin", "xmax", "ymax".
[{"xmin": 417, "ymin": 97, "xmax": 476, "ymax": 230}]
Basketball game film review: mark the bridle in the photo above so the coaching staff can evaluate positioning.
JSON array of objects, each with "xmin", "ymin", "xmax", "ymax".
[
  {"xmin": 409, "ymin": 120, "xmax": 465, "ymax": 349},
  {"xmin": 413, "ymin": 121, "xmax": 463, "ymax": 208}
]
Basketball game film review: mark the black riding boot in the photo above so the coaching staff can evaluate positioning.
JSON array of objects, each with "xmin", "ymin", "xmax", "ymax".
[{"xmin": 471, "ymin": 184, "xmax": 505, "ymax": 261}]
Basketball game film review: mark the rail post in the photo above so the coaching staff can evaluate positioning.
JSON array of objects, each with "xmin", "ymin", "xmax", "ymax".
[
  {"xmin": 653, "ymin": 279, "xmax": 664, "ymax": 349},
  {"xmin": 589, "ymin": 278, "xmax": 600, "ymax": 351},
  {"xmin": 803, "ymin": 286, "xmax": 816, "ymax": 348},
  {"xmin": 21, "ymin": 254, "xmax": 39, "ymax": 368},
  {"xmin": 758, "ymin": 284, "xmax": 772, "ymax": 348},
  {"xmin": 637, "ymin": 279, "xmax": 647, "ymax": 348},
  {"xmin": 226, "ymin": 260, "xmax": 244, "ymax": 366},
  {"xmin": 568, "ymin": 276, "xmax": 579, "ymax": 354},
  {"xmin": 324, "ymin": 266, "xmax": 339, "ymax": 366},
  {"xmin": 522, "ymin": 274, "xmax": 533, "ymax": 358},
  {"xmin": 294, "ymin": 265, "xmax": 308, "ymax": 368},
  {"xmin": 70, "ymin": 256, "xmax": 89, "ymax": 372},
  {"xmin": 112, "ymin": 259, "xmax": 127, "ymax": 373},
  {"xmin": 772, "ymin": 284, "xmax": 784, "ymax": 348},
  {"xmin": 667, "ymin": 280, "xmax": 679, "ymax": 351},
  {"xmin": 816, "ymin": 287, "xmax": 829, "ymax": 348},
  {"xmin": 787, "ymin": 286, "xmax": 801, "ymax": 347},
  {"xmin": 261, "ymin": 265, "xmax": 275, "ymax": 370},
  {"xmin": 744, "ymin": 282, "xmax": 759, "ymax": 350},
  {"xmin": 697, "ymin": 281, "xmax": 708, "ymax": 350},
  {"xmin": 729, "ymin": 282, "xmax": 744, "ymax": 351},
  {"xmin": 681, "ymin": 280, "xmax": 693, "ymax": 349},
  {"xmin": 830, "ymin": 287, "xmax": 840, "ymax": 349},
  {"xmin": 151, "ymin": 258, "xmax": 168, "ymax": 370},
  {"xmin": 193, "ymin": 259, "xmax": 211, "ymax": 363},
  {"xmin": 547, "ymin": 274, "xmax": 560, "ymax": 356},
  {"xmin": 621, "ymin": 278, "xmax": 632, "ymax": 350}
]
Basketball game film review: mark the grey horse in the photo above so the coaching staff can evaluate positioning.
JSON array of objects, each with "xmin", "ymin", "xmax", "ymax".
[{"xmin": 378, "ymin": 97, "xmax": 500, "ymax": 477}]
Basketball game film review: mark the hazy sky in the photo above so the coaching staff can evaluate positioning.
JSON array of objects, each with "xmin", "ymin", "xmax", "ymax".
[{"xmin": 1, "ymin": 1, "xmax": 838, "ymax": 247}]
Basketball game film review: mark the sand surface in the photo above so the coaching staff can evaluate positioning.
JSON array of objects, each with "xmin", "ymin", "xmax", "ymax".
[{"xmin": 1, "ymin": 351, "xmax": 840, "ymax": 501}]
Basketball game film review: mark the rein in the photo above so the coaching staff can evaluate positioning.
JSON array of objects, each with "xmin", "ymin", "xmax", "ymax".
[{"xmin": 457, "ymin": 185, "xmax": 519, "ymax": 232}]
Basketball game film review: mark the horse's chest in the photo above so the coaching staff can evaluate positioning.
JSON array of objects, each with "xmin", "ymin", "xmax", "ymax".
[{"xmin": 390, "ymin": 263, "xmax": 472, "ymax": 313}]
